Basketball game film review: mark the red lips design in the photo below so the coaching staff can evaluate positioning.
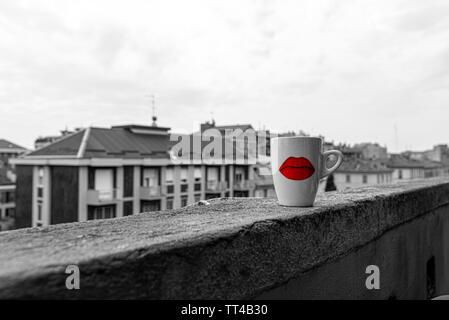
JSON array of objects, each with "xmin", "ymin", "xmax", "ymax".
[{"xmin": 279, "ymin": 157, "xmax": 315, "ymax": 180}]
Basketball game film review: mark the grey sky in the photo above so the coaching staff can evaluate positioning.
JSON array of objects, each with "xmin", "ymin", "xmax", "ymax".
[{"xmin": 0, "ymin": 0, "xmax": 448, "ymax": 152}]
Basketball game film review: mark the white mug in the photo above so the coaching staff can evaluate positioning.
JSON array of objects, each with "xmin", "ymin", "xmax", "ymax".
[{"xmin": 271, "ymin": 136, "xmax": 343, "ymax": 207}]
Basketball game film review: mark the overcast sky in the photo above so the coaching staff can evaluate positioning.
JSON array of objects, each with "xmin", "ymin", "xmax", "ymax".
[{"xmin": 0, "ymin": 0, "xmax": 448, "ymax": 152}]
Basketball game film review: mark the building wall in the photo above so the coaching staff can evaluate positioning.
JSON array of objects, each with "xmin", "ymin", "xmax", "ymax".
[
  {"xmin": 258, "ymin": 202, "xmax": 449, "ymax": 299},
  {"xmin": 50, "ymin": 166, "xmax": 79, "ymax": 224},
  {"xmin": 13, "ymin": 162, "xmax": 258, "ymax": 229},
  {"xmin": 334, "ymin": 172, "xmax": 392, "ymax": 190},
  {"xmin": 361, "ymin": 145, "xmax": 388, "ymax": 160},
  {"xmin": 14, "ymin": 165, "xmax": 33, "ymax": 228},
  {"xmin": 0, "ymin": 185, "xmax": 15, "ymax": 217},
  {"xmin": 391, "ymin": 168, "xmax": 425, "ymax": 181},
  {"xmin": 0, "ymin": 185, "xmax": 16, "ymax": 231}
]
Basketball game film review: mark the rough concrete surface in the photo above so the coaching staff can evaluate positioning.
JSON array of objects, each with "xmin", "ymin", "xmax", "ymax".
[{"xmin": 1, "ymin": 178, "xmax": 449, "ymax": 299}]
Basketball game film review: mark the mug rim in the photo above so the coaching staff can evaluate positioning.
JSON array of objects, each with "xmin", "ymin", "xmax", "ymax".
[{"xmin": 271, "ymin": 136, "xmax": 323, "ymax": 142}]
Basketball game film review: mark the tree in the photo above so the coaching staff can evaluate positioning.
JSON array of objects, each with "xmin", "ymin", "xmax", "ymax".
[{"xmin": 325, "ymin": 174, "xmax": 337, "ymax": 192}]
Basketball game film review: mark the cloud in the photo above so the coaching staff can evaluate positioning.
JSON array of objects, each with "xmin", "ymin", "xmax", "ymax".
[
  {"xmin": 0, "ymin": 0, "xmax": 448, "ymax": 152},
  {"xmin": 392, "ymin": 4, "xmax": 449, "ymax": 32}
]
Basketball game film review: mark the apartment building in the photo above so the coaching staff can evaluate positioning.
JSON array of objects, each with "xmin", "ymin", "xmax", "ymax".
[
  {"xmin": 12, "ymin": 124, "xmax": 258, "ymax": 229},
  {"xmin": 34, "ymin": 128, "xmax": 80, "ymax": 150},
  {"xmin": 0, "ymin": 138, "xmax": 28, "ymax": 182},
  {"xmin": 0, "ymin": 139, "xmax": 27, "ymax": 231},
  {"xmin": 353, "ymin": 143, "xmax": 388, "ymax": 160},
  {"xmin": 334, "ymin": 158, "xmax": 393, "ymax": 190},
  {"xmin": 0, "ymin": 170, "xmax": 15, "ymax": 231},
  {"xmin": 0, "ymin": 139, "xmax": 27, "ymax": 167},
  {"xmin": 252, "ymin": 163, "xmax": 276, "ymax": 198},
  {"xmin": 387, "ymin": 154, "xmax": 448, "ymax": 181},
  {"xmin": 387, "ymin": 154, "xmax": 427, "ymax": 181}
]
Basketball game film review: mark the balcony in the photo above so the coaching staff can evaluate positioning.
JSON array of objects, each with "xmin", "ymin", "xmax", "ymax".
[
  {"xmin": 206, "ymin": 180, "xmax": 227, "ymax": 192},
  {"xmin": 233, "ymin": 179, "xmax": 255, "ymax": 190},
  {"xmin": 1, "ymin": 177, "xmax": 449, "ymax": 299},
  {"xmin": 140, "ymin": 186, "xmax": 162, "ymax": 199},
  {"xmin": 86, "ymin": 189, "xmax": 120, "ymax": 205}
]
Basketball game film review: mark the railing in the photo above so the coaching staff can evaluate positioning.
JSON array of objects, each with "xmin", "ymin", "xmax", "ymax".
[
  {"xmin": 140, "ymin": 186, "xmax": 162, "ymax": 199},
  {"xmin": 1, "ymin": 178, "xmax": 449, "ymax": 299},
  {"xmin": 233, "ymin": 179, "xmax": 255, "ymax": 189},
  {"xmin": 86, "ymin": 189, "xmax": 119, "ymax": 204},
  {"xmin": 206, "ymin": 180, "xmax": 227, "ymax": 191}
]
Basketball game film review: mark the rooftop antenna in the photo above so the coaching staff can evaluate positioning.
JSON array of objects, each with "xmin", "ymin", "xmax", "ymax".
[
  {"xmin": 210, "ymin": 111, "xmax": 215, "ymax": 126},
  {"xmin": 145, "ymin": 94, "xmax": 157, "ymax": 126},
  {"xmin": 394, "ymin": 123, "xmax": 399, "ymax": 152}
]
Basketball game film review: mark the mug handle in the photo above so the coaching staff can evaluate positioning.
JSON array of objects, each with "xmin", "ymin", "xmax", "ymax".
[{"xmin": 321, "ymin": 150, "xmax": 343, "ymax": 178}]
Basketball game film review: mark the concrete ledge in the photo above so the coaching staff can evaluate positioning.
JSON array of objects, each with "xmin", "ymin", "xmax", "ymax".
[{"xmin": 1, "ymin": 178, "xmax": 449, "ymax": 299}]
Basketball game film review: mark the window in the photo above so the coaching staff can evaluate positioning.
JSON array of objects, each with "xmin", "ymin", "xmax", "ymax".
[
  {"xmin": 123, "ymin": 201, "xmax": 133, "ymax": 216},
  {"xmin": 194, "ymin": 194, "xmax": 201, "ymax": 202},
  {"xmin": 37, "ymin": 167, "xmax": 44, "ymax": 185},
  {"xmin": 5, "ymin": 191, "xmax": 14, "ymax": 203},
  {"xmin": 142, "ymin": 168, "xmax": 159, "ymax": 187},
  {"xmin": 141, "ymin": 200, "xmax": 161, "ymax": 212},
  {"xmin": 180, "ymin": 167, "xmax": 188, "ymax": 183},
  {"xmin": 255, "ymin": 189, "xmax": 264, "ymax": 198},
  {"xmin": 181, "ymin": 195, "xmax": 188, "ymax": 207},
  {"xmin": 167, "ymin": 185, "xmax": 174, "ymax": 194},
  {"xmin": 206, "ymin": 167, "xmax": 219, "ymax": 182},
  {"xmin": 398, "ymin": 170, "xmax": 403, "ymax": 179},
  {"xmin": 166, "ymin": 197, "xmax": 174, "ymax": 210},
  {"xmin": 166, "ymin": 167, "xmax": 174, "ymax": 184},
  {"xmin": 88, "ymin": 205, "xmax": 116, "ymax": 220},
  {"xmin": 37, "ymin": 200, "xmax": 43, "ymax": 222},
  {"xmin": 194, "ymin": 183, "xmax": 201, "ymax": 191},
  {"xmin": 194, "ymin": 167, "xmax": 202, "ymax": 182},
  {"xmin": 235, "ymin": 167, "xmax": 245, "ymax": 181},
  {"xmin": 346, "ymin": 175, "xmax": 351, "ymax": 183},
  {"xmin": 5, "ymin": 208, "xmax": 15, "ymax": 217},
  {"xmin": 362, "ymin": 175, "xmax": 368, "ymax": 184},
  {"xmin": 181, "ymin": 184, "xmax": 188, "ymax": 193},
  {"xmin": 95, "ymin": 169, "xmax": 114, "ymax": 192},
  {"xmin": 37, "ymin": 187, "xmax": 43, "ymax": 198},
  {"xmin": 123, "ymin": 166, "xmax": 134, "ymax": 198}
]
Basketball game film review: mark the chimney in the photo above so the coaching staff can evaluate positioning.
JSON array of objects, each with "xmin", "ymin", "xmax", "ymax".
[{"xmin": 200, "ymin": 120, "xmax": 215, "ymax": 133}]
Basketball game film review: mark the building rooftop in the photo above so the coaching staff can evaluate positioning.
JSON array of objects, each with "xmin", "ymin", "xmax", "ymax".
[
  {"xmin": 29, "ymin": 126, "xmax": 172, "ymax": 159},
  {"xmin": 199, "ymin": 121, "xmax": 255, "ymax": 136},
  {"xmin": 387, "ymin": 154, "xmax": 444, "ymax": 169},
  {"xmin": 0, "ymin": 139, "xmax": 27, "ymax": 152},
  {"xmin": 337, "ymin": 158, "xmax": 393, "ymax": 174},
  {"xmin": 25, "ymin": 123, "xmax": 257, "ymax": 162},
  {"xmin": 213, "ymin": 124, "xmax": 254, "ymax": 132}
]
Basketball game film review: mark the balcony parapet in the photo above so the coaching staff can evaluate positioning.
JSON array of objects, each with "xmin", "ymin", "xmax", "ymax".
[
  {"xmin": 233, "ymin": 180, "xmax": 255, "ymax": 189},
  {"xmin": 1, "ymin": 178, "xmax": 449, "ymax": 299},
  {"xmin": 206, "ymin": 180, "xmax": 227, "ymax": 192},
  {"xmin": 86, "ymin": 189, "xmax": 120, "ymax": 205},
  {"xmin": 140, "ymin": 186, "xmax": 163, "ymax": 199}
]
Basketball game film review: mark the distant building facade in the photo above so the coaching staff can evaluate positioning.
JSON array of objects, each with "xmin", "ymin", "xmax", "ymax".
[
  {"xmin": 12, "ymin": 123, "xmax": 262, "ymax": 229},
  {"xmin": 0, "ymin": 173, "xmax": 15, "ymax": 231},
  {"xmin": 405, "ymin": 144, "xmax": 449, "ymax": 164},
  {"xmin": 0, "ymin": 138, "xmax": 28, "ymax": 172},
  {"xmin": 0, "ymin": 139, "xmax": 27, "ymax": 231},
  {"xmin": 354, "ymin": 143, "xmax": 388, "ymax": 160},
  {"xmin": 334, "ymin": 158, "xmax": 393, "ymax": 190},
  {"xmin": 34, "ymin": 128, "xmax": 80, "ymax": 150}
]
